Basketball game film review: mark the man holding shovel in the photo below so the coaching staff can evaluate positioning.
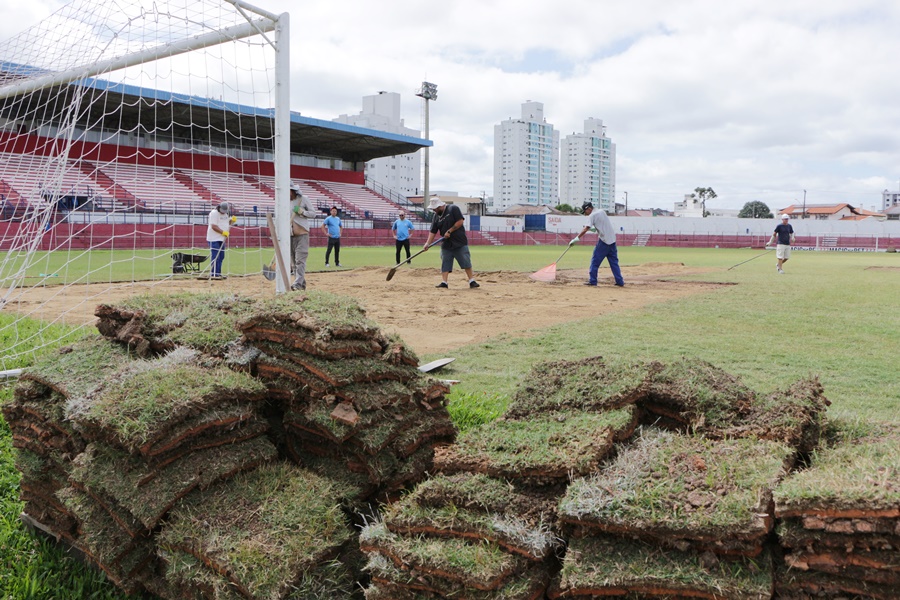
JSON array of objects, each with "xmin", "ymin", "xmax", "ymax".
[
  {"xmin": 573, "ymin": 201, "xmax": 625, "ymax": 287},
  {"xmin": 422, "ymin": 197, "xmax": 479, "ymax": 289}
]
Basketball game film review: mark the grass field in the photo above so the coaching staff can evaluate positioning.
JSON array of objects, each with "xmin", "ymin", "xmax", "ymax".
[{"xmin": 1, "ymin": 245, "xmax": 899, "ymax": 598}]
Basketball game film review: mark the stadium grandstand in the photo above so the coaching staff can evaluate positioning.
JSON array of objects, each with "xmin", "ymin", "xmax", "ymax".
[{"xmin": 0, "ymin": 75, "xmax": 432, "ymax": 251}]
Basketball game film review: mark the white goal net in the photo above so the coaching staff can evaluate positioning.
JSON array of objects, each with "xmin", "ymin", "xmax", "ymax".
[{"xmin": 0, "ymin": 0, "xmax": 287, "ymax": 371}]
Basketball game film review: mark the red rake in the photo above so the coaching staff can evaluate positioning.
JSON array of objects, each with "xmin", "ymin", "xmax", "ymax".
[{"xmin": 530, "ymin": 244, "xmax": 574, "ymax": 282}]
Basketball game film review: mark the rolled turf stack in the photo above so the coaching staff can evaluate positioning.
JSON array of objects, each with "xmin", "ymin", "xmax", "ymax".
[
  {"xmin": 551, "ymin": 358, "xmax": 831, "ymax": 599},
  {"xmin": 4, "ymin": 336, "xmax": 276, "ymax": 594},
  {"xmin": 361, "ymin": 356, "xmax": 644, "ymax": 599},
  {"xmin": 773, "ymin": 422, "xmax": 900, "ymax": 600},
  {"xmin": 238, "ymin": 294, "xmax": 456, "ymax": 504}
]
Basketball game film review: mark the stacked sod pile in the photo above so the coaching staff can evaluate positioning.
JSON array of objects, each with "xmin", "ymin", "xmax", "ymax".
[
  {"xmin": 360, "ymin": 356, "xmax": 643, "ymax": 599},
  {"xmin": 552, "ymin": 358, "xmax": 830, "ymax": 599},
  {"xmin": 239, "ymin": 298, "xmax": 456, "ymax": 505},
  {"xmin": 3, "ymin": 290, "xmax": 456, "ymax": 599},
  {"xmin": 773, "ymin": 422, "xmax": 900, "ymax": 599},
  {"xmin": 4, "ymin": 339, "xmax": 277, "ymax": 594}
]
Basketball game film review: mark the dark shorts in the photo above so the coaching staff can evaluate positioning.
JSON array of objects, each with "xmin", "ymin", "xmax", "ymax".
[{"xmin": 441, "ymin": 245, "xmax": 472, "ymax": 272}]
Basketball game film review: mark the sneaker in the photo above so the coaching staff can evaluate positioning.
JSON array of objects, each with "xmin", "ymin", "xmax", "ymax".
[
  {"xmin": 469, "ymin": 280, "xmax": 480, "ymax": 288},
  {"xmin": 336, "ymin": 263, "xmax": 343, "ymax": 267},
  {"xmin": 435, "ymin": 282, "xmax": 449, "ymax": 288},
  {"xmin": 615, "ymin": 282, "xmax": 625, "ymax": 287},
  {"xmin": 583, "ymin": 282, "xmax": 597, "ymax": 287},
  {"xmin": 325, "ymin": 263, "xmax": 330, "ymax": 268},
  {"xmin": 291, "ymin": 283, "xmax": 305, "ymax": 291},
  {"xmin": 777, "ymin": 267, "xmax": 784, "ymax": 274}
]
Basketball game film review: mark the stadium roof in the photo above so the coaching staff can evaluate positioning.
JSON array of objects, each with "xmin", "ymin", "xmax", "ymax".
[{"xmin": 0, "ymin": 65, "xmax": 430, "ymax": 164}]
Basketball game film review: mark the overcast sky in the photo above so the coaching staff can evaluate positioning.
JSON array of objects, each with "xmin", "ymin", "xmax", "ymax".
[{"xmin": 4, "ymin": 0, "xmax": 900, "ymax": 212}]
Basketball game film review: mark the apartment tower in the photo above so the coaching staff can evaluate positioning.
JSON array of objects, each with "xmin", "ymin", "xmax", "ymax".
[
  {"xmin": 493, "ymin": 101, "xmax": 560, "ymax": 211},
  {"xmin": 561, "ymin": 118, "xmax": 616, "ymax": 213}
]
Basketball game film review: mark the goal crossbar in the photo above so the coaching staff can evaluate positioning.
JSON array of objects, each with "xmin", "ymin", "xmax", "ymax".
[{"xmin": 0, "ymin": 18, "xmax": 276, "ymax": 102}]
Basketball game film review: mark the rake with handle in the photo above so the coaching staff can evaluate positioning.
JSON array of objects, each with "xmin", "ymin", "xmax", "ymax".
[
  {"xmin": 529, "ymin": 243, "xmax": 575, "ymax": 282},
  {"xmin": 386, "ymin": 238, "xmax": 443, "ymax": 281},
  {"xmin": 727, "ymin": 248, "xmax": 774, "ymax": 271}
]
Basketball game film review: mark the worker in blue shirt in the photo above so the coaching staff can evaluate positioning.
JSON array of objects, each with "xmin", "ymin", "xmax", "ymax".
[
  {"xmin": 391, "ymin": 210, "xmax": 415, "ymax": 264},
  {"xmin": 322, "ymin": 206, "xmax": 343, "ymax": 267}
]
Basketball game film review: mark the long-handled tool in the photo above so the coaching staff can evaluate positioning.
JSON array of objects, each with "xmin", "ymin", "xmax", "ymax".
[
  {"xmin": 727, "ymin": 248, "xmax": 774, "ymax": 271},
  {"xmin": 262, "ymin": 255, "xmax": 276, "ymax": 281},
  {"xmin": 386, "ymin": 238, "xmax": 443, "ymax": 281},
  {"xmin": 265, "ymin": 213, "xmax": 292, "ymax": 289},
  {"xmin": 530, "ymin": 243, "xmax": 575, "ymax": 282}
]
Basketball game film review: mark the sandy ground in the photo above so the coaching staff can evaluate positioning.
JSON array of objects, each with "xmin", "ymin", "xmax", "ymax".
[{"xmin": 8, "ymin": 263, "xmax": 725, "ymax": 356}]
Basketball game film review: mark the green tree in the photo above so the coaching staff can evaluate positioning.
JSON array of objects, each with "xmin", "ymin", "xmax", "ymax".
[
  {"xmin": 555, "ymin": 203, "xmax": 579, "ymax": 213},
  {"xmin": 690, "ymin": 187, "xmax": 717, "ymax": 217},
  {"xmin": 738, "ymin": 201, "xmax": 773, "ymax": 219}
]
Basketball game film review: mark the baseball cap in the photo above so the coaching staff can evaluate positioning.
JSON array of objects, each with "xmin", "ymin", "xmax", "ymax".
[
  {"xmin": 581, "ymin": 201, "xmax": 594, "ymax": 213},
  {"xmin": 217, "ymin": 202, "xmax": 231, "ymax": 214},
  {"xmin": 780, "ymin": 214, "xmax": 790, "ymax": 220},
  {"xmin": 427, "ymin": 197, "xmax": 445, "ymax": 210},
  {"xmin": 289, "ymin": 183, "xmax": 300, "ymax": 194}
]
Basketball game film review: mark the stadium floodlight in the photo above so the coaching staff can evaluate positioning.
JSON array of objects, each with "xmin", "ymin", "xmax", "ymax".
[
  {"xmin": 416, "ymin": 81, "xmax": 438, "ymax": 101},
  {"xmin": 416, "ymin": 82, "xmax": 437, "ymax": 211}
]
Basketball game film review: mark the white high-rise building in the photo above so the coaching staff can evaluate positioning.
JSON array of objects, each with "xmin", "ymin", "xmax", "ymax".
[
  {"xmin": 561, "ymin": 118, "xmax": 616, "ymax": 213},
  {"xmin": 333, "ymin": 91, "xmax": 421, "ymax": 196},
  {"xmin": 493, "ymin": 101, "xmax": 560, "ymax": 211}
]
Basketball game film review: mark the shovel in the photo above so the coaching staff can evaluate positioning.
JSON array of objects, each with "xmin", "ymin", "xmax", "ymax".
[
  {"xmin": 386, "ymin": 238, "xmax": 443, "ymax": 281},
  {"xmin": 529, "ymin": 243, "xmax": 574, "ymax": 282},
  {"xmin": 262, "ymin": 255, "xmax": 276, "ymax": 281}
]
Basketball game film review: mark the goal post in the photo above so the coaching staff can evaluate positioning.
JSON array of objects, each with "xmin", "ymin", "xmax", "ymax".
[{"xmin": 0, "ymin": 0, "xmax": 291, "ymax": 370}]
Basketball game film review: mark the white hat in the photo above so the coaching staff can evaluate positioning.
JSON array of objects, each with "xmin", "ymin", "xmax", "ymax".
[
  {"xmin": 427, "ymin": 197, "xmax": 445, "ymax": 210},
  {"xmin": 780, "ymin": 213, "xmax": 790, "ymax": 220},
  {"xmin": 289, "ymin": 183, "xmax": 300, "ymax": 194}
]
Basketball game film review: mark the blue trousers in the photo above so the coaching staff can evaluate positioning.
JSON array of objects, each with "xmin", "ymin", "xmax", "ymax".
[
  {"xmin": 208, "ymin": 241, "xmax": 225, "ymax": 277},
  {"xmin": 589, "ymin": 240, "xmax": 624, "ymax": 286}
]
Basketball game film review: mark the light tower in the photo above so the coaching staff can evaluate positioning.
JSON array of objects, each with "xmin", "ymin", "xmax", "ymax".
[{"xmin": 416, "ymin": 81, "xmax": 437, "ymax": 212}]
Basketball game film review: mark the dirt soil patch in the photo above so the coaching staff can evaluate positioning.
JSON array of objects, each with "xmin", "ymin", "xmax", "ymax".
[{"xmin": 10, "ymin": 263, "xmax": 721, "ymax": 356}]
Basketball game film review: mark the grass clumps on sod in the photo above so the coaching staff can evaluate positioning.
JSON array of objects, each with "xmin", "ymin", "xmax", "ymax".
[
  {"xmin": 159, "ymin": 462, "xmax": 355, "ymax": 599},
  {"xmin": 364, "ymin": 553, "xmax": 551, "ymax": 600},
  {"xmin": 96, "ymin": 292, "xmax": 258, "ymax": 357},
  {"xmin": 774, "ymin": 420, "xmax": 900, "ymax": 514},
  {"xmin": 641, "ymin": 357, "xmax": 759, "ymax": 431},
  {"xmin": 382, "ymin": 473, "xmax": 562, "ymax": 560},
  {"xmin": 560, "ymin": 427, "xmax": 794, "ymax": 557},
  {"xmin": 359, "ymin": 520, "xmax": 531, "ymax": 591},
  {"xmin": 548, "ymin": 535, "xmax": 774, "ymax": 600},
  {"xmin": 772, "ymin": 420, "xmax": 900, "ymax": 597},
  {"xmin": 434, "ymin": 407, "xmax": 638, "ymax": 485},
  {"xmin": 502, "ymin": 355, "xmax": 649, "ymax": 419},
  {"xmin": 74, "ymin": 349, "xmax": 266, "ymax": 453},
  {"xmin": 15, "ymin": 335, "xmax": 133, "ymax": 405}
]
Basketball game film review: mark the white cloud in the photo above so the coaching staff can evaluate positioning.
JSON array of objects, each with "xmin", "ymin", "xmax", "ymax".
[{"xmin": 4, "ymin": 0, "xmax": 900, "ymax": 210}]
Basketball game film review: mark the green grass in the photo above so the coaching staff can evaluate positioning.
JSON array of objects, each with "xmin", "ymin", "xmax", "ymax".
[
  {"xmin": 2, "ymin": 245, "xmax": 899, "ymax": 596},
  {"xmin": 433, "ymin": 246, "xmax": 900, "ymax": 426}
]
